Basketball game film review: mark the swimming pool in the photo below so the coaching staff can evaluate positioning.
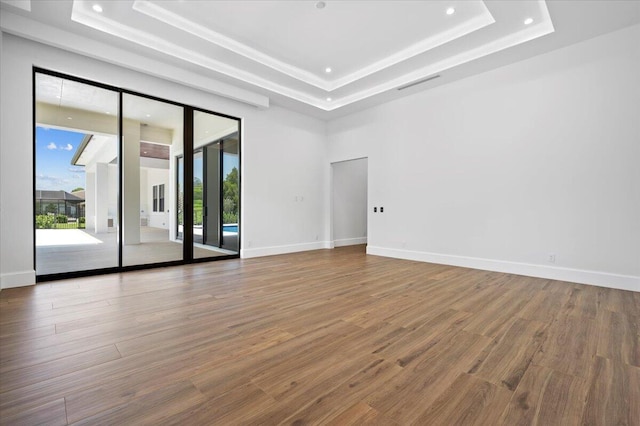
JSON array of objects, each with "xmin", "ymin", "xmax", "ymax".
[{"xmin": 223, "ymin": 225, "xmax": 238, "ymax": 233}]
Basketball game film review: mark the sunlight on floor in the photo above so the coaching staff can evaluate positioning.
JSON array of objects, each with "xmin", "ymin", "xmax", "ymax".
[{"xmin": 36, "ymin": 229, "xmax": 104, "ymax": 246}]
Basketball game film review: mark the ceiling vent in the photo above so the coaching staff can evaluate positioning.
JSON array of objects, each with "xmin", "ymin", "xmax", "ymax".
[{"xmin": 397, "ymin": 75, "xmax": 441, "ymax": 91}]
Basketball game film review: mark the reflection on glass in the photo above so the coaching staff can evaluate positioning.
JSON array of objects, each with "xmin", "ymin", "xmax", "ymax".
[
  {"xmin": 122, "ymin": 94, "xmax": 184, "ymax": 266},
  {"xmin": 34, "ymin": 73, "xmax": 119, "ymax": 275},
  {"xmin": 176, "ymin": 156, "xmax": 184, "ymax": 240},
  {"xmin": 193, "ymin": 150, "xmax": 204, "ymax": 245},
  {"xmin": 221, "ymin": 138, "xmax": 239, "ymax": 252},
  {"xmin": 193, "ymin": 110, "xmax": 240, "ymax": 258}
]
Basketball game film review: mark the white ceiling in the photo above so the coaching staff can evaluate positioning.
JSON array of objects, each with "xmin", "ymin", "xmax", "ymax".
[{"xmin": 2, "ymin": 0, "xmax": 640, "ymax": 119}]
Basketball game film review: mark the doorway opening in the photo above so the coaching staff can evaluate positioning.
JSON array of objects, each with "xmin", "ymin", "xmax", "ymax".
[{"xmin": 331, "ymin": 158, "xmax": 368, "ymax": 248}]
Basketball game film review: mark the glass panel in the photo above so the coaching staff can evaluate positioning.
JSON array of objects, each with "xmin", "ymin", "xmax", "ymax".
[
  {"xmin": 221, "ymin": 136, "xmax": 239, "ymax": 252},
  {"xmin": 193, "ymin": 110, "xmax": 239, "ymax": 258},
  {"xmin": 35, "ymin": 73, "xmax": 119, "ymax": 275},
  {"xmin": 176, "ymin": 156, "xmax": 184, "ymax": 240},
  {"xmin": 159, "ymin": 184, "xmax": 165, "ymax": 212},
  {"xmin": 122, "ymin": 94, "xmax": 184, "ymax": 266},
  {"xmin": 193, "ymin": 150, "xmax": 204, "ymax": 245}
]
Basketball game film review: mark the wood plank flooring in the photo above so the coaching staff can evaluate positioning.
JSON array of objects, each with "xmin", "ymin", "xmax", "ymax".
[{"xmin": 1, "ymin": 245, "xmax": 638, "ymax": 425}]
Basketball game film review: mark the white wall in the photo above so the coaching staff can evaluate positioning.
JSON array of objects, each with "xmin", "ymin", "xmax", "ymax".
[
  {"xmin": 146, "ymin": 168, "xmax": 170, "ymax": 229},
  {"xmin": 332, "ymin": 158, "xmax": 368, "ymax": 247},
  {"xmin": 240, "ymin": 105, "xmax": 328, "ymax": 257},
  {"xmin": 328, "ymin": 24, "xmax": 640, "ymax": 292},
  {"xmin": 0, "ymin": 34, "xmax": 327, "ymax": 288}
]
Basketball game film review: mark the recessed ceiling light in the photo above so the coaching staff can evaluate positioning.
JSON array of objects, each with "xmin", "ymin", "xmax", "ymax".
[
  {"xmin": 143, "ymin": 151, "xmax": 148, "ymax": 154},
  {"xmin": 326, "ymin": 97, "xmax": 332, "ymax": 101},
  {"xmin": 316, "ymin": 1, "xmax": 326, "ymax": 9},
  {"xmin": 446, "ymin": 7, "xmax": 455, "ymax": 15},
  {"xmin": 325, "ymin": 67, "xmax": 332, "ymax": 74},
  {"xmin": 67, "ymin": 117, "xmax": 72, "ymax": 120},
  {"xmin": 92, "ymin": 4, "xmax": 103, "ymax": 13},
  {"xmin": 146, "ymin": 114, "xmax": 151, "ymax": 117},
  {"xmin": 56, "ymin": 95, "xmax": 61, "ymax": 99},
  {"xmin": 524, "ymin": 18, "xmax": 534, "ymax": 25}
]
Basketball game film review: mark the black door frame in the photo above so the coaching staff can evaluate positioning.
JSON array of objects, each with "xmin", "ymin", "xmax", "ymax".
[{"xmin": 33, "ymin": 67, "xmax": 241, "ymax": 282}]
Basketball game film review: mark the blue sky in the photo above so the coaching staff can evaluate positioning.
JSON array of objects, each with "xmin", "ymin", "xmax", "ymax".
[{"xmin": 35, "ymin": 126, "xmax": 86, "ymax": 193}]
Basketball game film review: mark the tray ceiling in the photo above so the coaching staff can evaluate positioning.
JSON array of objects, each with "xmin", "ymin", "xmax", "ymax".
[
  {"xmin": 69, "ymin": 0, "xmax": 553, "ymax": 111},
  {"xmin": 1, "ymin": 1, "xmax": 639, "ymax": 117}
]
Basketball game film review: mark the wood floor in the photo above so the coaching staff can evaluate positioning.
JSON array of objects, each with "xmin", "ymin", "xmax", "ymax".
[{"xmin": 1, "ymin": 245, "xmax": 638, "ymax": 425}]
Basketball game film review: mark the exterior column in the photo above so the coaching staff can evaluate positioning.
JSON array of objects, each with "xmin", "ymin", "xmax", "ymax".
[
  {"xmin": 123, "ymin": 120, "xmax": 140, "ymax": 245},
  {"xmin": 94, "ymin": 162, "xmax": 109, "ymax": 233},
  {"xmin": 85, "ymin": 170, "xmax": 96, "ymax": 231}
]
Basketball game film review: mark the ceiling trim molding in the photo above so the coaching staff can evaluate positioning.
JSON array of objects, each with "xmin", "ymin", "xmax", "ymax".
[
  {"xmin": 4, "ymin": 1, "xmax": 555, "ymax": 113},
  {"xmin": 132, "ymin": 0, "xmax": 496, "ymax": 92},
  {"xmin": 132, "ymin": 0, "xmax": 330, "ymax": 91},
  {"xmin": 0, "ymin": 0, "xmax": 31, "ymax": 12},
  {"xmin": 0, "ymin": 9, "xmax": 270, "ymax": 109},
  {"xmin": 70, "ymin": 1, "xmax": 325, "ymax": 107},
  {"xmin": 327, "ymin": 16, "xmax": 555, "ymax": 111},
  {"xmin": 69, "ymin": 0, "xmax": 554, "ymax": 111},
  {"xmin": 328, "ymin": 11, "xmax": 495, "ymax": 91}
]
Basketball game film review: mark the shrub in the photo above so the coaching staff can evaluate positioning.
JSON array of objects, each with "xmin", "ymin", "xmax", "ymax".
[
  {"xmin": 78, "ymin": 217, "xmax": 85, "ymax": 224},
  {"xmin": 55, "ymin": 214, "xmax": 68, "ymax": 224},
  {"xmin": 35, "ymin": 215, "xmax": 55, "ymax": 229},
  {"xmin": 223, "ymin": 211, "xmax": 238, "ymax": 224}
]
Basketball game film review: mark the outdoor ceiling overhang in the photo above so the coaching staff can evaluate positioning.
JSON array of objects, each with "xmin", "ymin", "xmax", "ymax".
[{"xmin": 68, "ymin": 0, "xmax": 554, "ymax": 112}]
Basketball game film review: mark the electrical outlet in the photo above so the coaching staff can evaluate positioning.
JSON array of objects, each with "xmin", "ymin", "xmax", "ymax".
[{"xmin": 548, "ymin": 253, "xmax": 556, "ymax": 263}]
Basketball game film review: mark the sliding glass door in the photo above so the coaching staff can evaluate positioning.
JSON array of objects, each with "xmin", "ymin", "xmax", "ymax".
[
  {"xmin": 34, "ymin": 69, "xmax": 240, "ymax": 280},
  {"xmin": 193, "ymin": 110, "xmax": 240, "ymax": 259},
  {"xmin": 34, "ymin": 73, "xmax": 119, "ymax": 275},
  {"xmin": 121, "ymin": 93, "xmax": 184, "ymax": 266}
]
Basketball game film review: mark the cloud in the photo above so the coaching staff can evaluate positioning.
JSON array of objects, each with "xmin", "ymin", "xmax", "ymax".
[
  {"xmin": 36, "ymin": 174, "xmax": 70, "ymax": 188},
  {"xmin": 45, "ymin": 142, "xmax": 73, "ymax": 150},
  {"xmin": 36, "ymin": 174, "xmax": 60, "ymax": 182},
  {"xmin": 68, "ymin": 167, "xmax": 85, "ymax": 173},
  {"xmin": 72, "ymin": 174, "xmax": 81, "ymax": 179}
]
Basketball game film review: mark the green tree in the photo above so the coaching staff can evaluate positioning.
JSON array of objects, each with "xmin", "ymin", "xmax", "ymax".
[
  {"xmin": 193, "ymin": 176, "xmax": 203, "ymax": 225},
  {"xmin": 45, "ymin": 203, "xmax": 57, "ymax": 214},
  {"xmin": 71, "ymin": 187, "xmax": 84, "ymax": 192},
  {"xmin": 223, "ymin": 167, "xmax": 239, "ymax": 223}
]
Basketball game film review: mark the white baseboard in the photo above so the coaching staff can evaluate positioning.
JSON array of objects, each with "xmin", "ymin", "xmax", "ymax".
[
  {"xmin": 241, "ymin": 241, "xmax": 331, "ymax": 259},
  {"xmin": 366, "ymin": 246, "xmax": 640, "ymax": 293},
  {"xmin": 0, "ymin": 270, "xmax": 36, "ymax": 290},
  {"xmin": 333, "ymin": 237, "xmax": 367, "ymax": 248}
]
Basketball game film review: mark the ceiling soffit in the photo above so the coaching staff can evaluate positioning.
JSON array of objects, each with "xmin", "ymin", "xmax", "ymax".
[{"xmin": 65, "ymin": 1, "xmax": 554, "ymax": 112}]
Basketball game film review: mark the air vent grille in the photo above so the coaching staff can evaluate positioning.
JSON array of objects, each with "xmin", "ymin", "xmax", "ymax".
[{"xmin": 397, "ymin": 75, "xmax": 441, "ymax": 91}]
